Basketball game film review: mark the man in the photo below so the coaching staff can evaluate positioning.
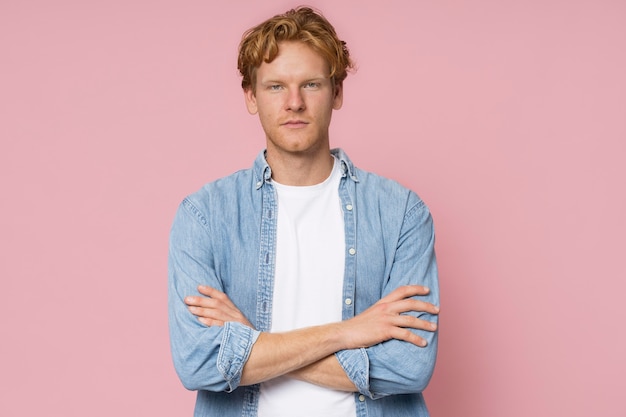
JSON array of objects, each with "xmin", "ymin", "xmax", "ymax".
[{"xmin": 169, "ymin": 7, "xmax": 440, "ymax": 417}]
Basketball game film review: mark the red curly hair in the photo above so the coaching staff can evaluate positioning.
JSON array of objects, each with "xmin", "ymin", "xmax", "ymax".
[{"xmin": 238, "ymin": 6, "xmax": 354, "ymax": 92}]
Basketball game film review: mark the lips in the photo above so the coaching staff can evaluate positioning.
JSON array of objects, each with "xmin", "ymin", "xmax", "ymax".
[{"xmin": 281, "ymin": 120, "xmax": 309, "ymax": 128}]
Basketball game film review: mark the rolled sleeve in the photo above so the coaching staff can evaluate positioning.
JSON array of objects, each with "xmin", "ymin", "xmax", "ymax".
[
  {"xmin": 339, "ymin": 192, "xmax": 439, "ymax": 399},
  {"xmin": 371, "ymin": 196, "xmax": 439, "ymax": 397},
  {"xmin": 168, "ymin": 198, "xmax": 260, "ymax": 392},
  {"xmin": 217, "ymin": 322, "xmax": 260, "ymax": 390},
  {"xmin": 335, "ymin": 348, "xmax": 370, "ymax": 395}
]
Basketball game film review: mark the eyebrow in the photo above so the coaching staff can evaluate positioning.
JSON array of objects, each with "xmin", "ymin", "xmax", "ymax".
[{"xmin": 259, "ymin": 76, "xmax": 329, "ymax": 85}]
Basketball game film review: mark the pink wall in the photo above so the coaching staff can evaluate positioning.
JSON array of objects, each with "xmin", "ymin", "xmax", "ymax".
[{"xmin": 2, "ymin": 1, "xmax": 625, "ymax": 415}]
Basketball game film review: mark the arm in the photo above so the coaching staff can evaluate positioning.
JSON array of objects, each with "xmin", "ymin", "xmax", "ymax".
[
  {"xmin": 168, "ymin": 198, "xmax": 260, "ymax": 393},
  {"xmin": 187, "ymin": 284, "xmax": 438, "ymax": 388},
  {"xmin": 186, "ymin": 286, "xmax": 355, "ymax": 390},
  {"xmin": 180, "ymin": 189, "xmax": 439, "ymax": 395},
  {"xmin": 287, "ymin": 355, "xmax": 356, "ymax": 391},
  {"xmin": 336, "ymin": 194, "xmax": 439, "ymax": 399}
]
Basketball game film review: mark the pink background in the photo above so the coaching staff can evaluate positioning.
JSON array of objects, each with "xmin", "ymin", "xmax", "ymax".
[{"xmin": 2, "ymin": 1, "xmax": 625, "ymax": 415}]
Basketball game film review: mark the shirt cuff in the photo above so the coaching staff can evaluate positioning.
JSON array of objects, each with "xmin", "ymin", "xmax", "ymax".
[
  {"xmin": 335, "ymin": 348, "xmax": 372, "ymax": 397},
  {"xmin": 217, "ymin": 321, "xmax": 260, "ymax": 392}
]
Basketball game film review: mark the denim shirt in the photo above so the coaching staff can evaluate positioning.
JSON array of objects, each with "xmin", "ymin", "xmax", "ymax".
[{"xmin": 168, "ymin": 149, "xmax": 439, "ymax": 417}]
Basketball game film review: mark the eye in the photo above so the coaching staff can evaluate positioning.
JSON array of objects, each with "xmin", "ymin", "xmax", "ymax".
[
  {"xmin": 268, "ymin": 84, "xmax": 283, "ymax": 91},
  {"xmin": 304, "ymin": 82, "xmax": 320, "ymax": 89}
]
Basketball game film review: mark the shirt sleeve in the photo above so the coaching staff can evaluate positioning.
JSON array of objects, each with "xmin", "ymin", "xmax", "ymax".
[
  {"xmin": 168, "ymin": 197, "xmax": 260, "ymax": 392},
  {"xmin": 335, "ymin": 193, "xmax": 439, "ymax": 399}
]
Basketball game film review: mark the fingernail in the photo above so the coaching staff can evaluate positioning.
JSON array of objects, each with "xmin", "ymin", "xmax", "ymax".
[
  {"xmin": 434, "ymin": 306, "xmax": 440, "ymax": 313},
  {"xmin": 420, "ymin": 339, "xmax": 428, "ymax": 347},
  {"xmin": 430, "ymin": 323, "xmax": 437, "ymax": 330},
  {"xmin": 423, "ymin": 286, "xmax": 430, "ymax": 293}
]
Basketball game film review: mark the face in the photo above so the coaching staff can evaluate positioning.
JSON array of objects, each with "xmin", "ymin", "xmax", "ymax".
[{"xmin": 244, "ymin": 41, "xmax": 343, "ymax": 159}]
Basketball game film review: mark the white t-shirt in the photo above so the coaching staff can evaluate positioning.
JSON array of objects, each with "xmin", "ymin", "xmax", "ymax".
[{"xmin": 257, "ymin": 158, "xmax": 356, "ymax": 417}]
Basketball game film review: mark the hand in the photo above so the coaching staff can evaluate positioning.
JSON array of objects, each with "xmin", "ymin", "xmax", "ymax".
[
  {"xmin": 339, "ymin": 285, "xmax": 439, "ymax": 349},
  {"xmin": 185, "ymin": 285, "xmax": 253, "ymax": 328}
]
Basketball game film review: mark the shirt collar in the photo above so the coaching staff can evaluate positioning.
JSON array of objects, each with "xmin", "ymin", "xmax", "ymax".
[
  {"xmin": 331, "ymin": 148, "xmax": 359, "ymax": 183},
  {"xmin": 253, "ymin": 148, "xmax": 359, "ymax": 190}
]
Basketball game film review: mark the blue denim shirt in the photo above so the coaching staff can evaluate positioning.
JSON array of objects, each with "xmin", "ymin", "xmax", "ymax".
[{"xmin": 168, "ymin": 149, "xmax": 439, "ymax": 417}]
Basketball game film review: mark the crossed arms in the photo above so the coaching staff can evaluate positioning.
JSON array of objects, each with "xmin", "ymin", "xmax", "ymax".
[
  {"xmin": 169, "ymin": 189, "xmax": 439, "ymax": 397},
  {"xmin": 185, "ymin": 284, "xmax": 439, "ymax": 391}
]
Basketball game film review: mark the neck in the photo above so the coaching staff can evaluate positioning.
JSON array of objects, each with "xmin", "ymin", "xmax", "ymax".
[{"xmin": 266, "ymin": 146, "xmax": 334, "ymax": 186}]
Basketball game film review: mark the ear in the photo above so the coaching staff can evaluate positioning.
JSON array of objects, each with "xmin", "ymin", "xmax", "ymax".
[
  {"xmin": 244, "ymin": 88, "xmax": 258, "ymax": 115},
  {"xmin": 332, "ymin": 82, "xmax": 343, "ymax": 110}
]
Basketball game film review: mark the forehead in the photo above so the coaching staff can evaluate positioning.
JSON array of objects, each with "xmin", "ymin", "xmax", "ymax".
[{"xmin": 256, "ymin": 41, "xmax": 330, "ymax": 82}]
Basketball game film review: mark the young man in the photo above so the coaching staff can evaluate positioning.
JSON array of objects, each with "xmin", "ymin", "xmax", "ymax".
[{"xmin": 169, "ymin": 7, "xmax": 440, "ymax": 417}]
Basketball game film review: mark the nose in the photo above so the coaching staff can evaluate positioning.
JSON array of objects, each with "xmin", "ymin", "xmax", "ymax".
[{"xmin": 286, "ymin": 88, "xmax": 305, "ymax": 112}]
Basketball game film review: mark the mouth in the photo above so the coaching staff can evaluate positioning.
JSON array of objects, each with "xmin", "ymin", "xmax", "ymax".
[{"xmin": 281, "ymin": 120, "xmax": 309, "ymax": 128}]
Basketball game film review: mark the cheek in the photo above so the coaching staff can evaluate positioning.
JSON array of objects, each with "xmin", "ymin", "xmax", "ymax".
[
  {"xmin": 257, "ymin": 106, "xmax": 272, "ymax": 121},
  {"xmin": 256, "ymin": 109, "xmax": 275, "ymax": 132},
  {"xmin": 256, "ymin": 98, "xmax": 278, "ymax": 117}
]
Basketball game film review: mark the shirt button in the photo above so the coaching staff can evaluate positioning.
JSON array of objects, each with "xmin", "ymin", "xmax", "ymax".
[
  {"xmin": 345, "ymin": 204, "xmax": 353, "ymax": 211},
  {"xmin": 345, "ymin": 298, "xmax": 352, "ymax": 305},
  {"xmin": 256, "ymin": 181, "xmax": 262, "ymax": 187},
  {"xmin": 348, "ymin": 248, "xmax": 356, "ymax": 255},
  {"xmin": 358, "ymin": 395, "xmax": 365, "ymax": 402}
]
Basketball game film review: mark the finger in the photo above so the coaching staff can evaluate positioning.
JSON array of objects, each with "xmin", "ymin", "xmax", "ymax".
[
  {"xmin": 378, "ymin": 285, "xmax": 431, "ymax": 304},
  {"xmin": 184, "ymin": 296, "xmax": 200, "ymax": 306},
  {"xmin": 185, "ymin": 295, "xmax": 219, "ymax": 307},
  {"xmin": 391, "ymin": 328, "xmax": 429, "ymax": 347},
  {"xmin": 198, "ymin": 317, "xmax": 225, "ymax": 327},
  {"xmin": 188, "ymin": 306, "xmax": 217, "ymax": 318},
  {"xmin": 188, "ymin": 287, "xmax": 254, "ymax": 328},
  {"xmin": 394, "ymin": 314, "xmax": 438, "ymax": 332},
  {"xmin": 185, "ymin": 296, "xmax": 230, "ymax": 311},
  {"xmin": 197, "ymin": 285, "xmax": 239, "ymax": 309},
  {"xmin": 189, "ymin": 304, "xmax": 253, "ymax": 327},
  {"xmin": 401, "ymin": 299, "xmax": 440, "ymax": 315},
  {"xmin": 399, "ymin": 285, "xmax": 431, "ymax": 296},
  {"xmin": 185, "ymin": 293, "xmax": 233, "ymax": 310},
  {"xmin": 379, "ymin": 298, "xmax": 440, "ymax": 316},
  {"xmin": 197, "ymin": 285, "xmax": 233, "ymax": 305},
  {"xmin": 197, "ymin": 285, "xmax": 223, "ymax": 297},
  {"xmin": 189, "ymin": 305, "xmax": 233, "ymax": 322}
]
